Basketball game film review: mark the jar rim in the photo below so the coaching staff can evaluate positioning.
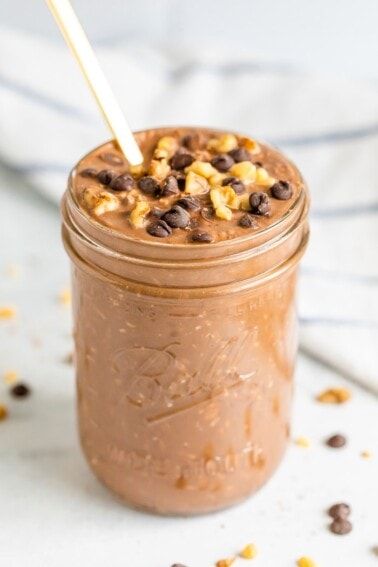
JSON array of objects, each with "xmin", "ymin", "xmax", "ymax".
[{"xmin": 67, "ymin": 127, "xmax": 309, "ymax": 261}]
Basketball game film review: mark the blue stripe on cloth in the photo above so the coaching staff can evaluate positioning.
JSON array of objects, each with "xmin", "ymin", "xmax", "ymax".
[
  {"xmin": 300, "ymin": 317, "xmax": 378, "ymax": 328},
  {"xmin": 272, "ymin": 124, "xmax": 378, "ymax": 147},
  {"xmin": 311, "ymin": 203, "xmax": 378, "ymax": 218},
  {"xmin": 15, "ymin": 163, "xmax": 71, "ymax": 174},
  {"xmin": 0, "ymin": 72, "xmax": 92, "ymax": 121},
  {"xmin": 301, "ymin": 267, "xmax": 378, "ymax": 286}
]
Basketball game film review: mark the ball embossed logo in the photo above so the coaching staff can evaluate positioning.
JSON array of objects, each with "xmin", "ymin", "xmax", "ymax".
[{"xmin": 110, "ymin": 329, "xmax": 261, "ymax": 423}]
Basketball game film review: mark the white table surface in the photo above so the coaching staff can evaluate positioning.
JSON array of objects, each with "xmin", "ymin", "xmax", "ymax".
[{"xmin": 0, "ymin": 165, "xmax": 377, "ymax": 566}]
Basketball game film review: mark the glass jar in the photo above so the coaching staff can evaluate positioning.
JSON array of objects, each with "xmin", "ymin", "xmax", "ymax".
[{"xmin": 61, "ymin": 137, "xmax": 309, "ymax": 515}]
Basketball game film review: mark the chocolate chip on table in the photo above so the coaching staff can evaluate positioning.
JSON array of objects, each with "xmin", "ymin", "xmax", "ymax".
[
  {"xmin": 171, "ymin": 564, "xmax": 188, "ymax": 567},
  {"xmin": 210, "ymin": 153, "xmax": 235, "ymax": 172},
  {"xmin": 147, "ymin": 220, "xmax": 172, "ymax": 238},
  {"xmin": 228, "ymin": 147, "xmax": 252, "ymax": 163},
  {"xmin": 109, "ymin": 174, "xmax": 134, "ymax": 191},
  {"xmin": 222, "ymin": 176, "xmax": 245, "ymax": 194},
  {"xmin": 170, "ymin": 149, "xmax": 195, "ymax": 170},
  {"xmin": 97, "ymin": 169, "xmax": 118, "ymax": 185},
  {"xmin": 80, "ymin": 168, "xmax": 98, "ymax": 178},
  {"xmin": 10, "ymin": 383, "xmax": 31, "ymax": 398},
  {"xmin": 138, "ymin": 176, "xmax": 159, "ymax": 195},
  {"xmin": 249, "ymin": 192, "xmax": 271, "ymax": 215},
  {"xmin": 239, "ymin": 213, "xmax": 258, "ymax": 228},
  {"xmin": 161, "ymin": 175, "xmax": 179, "ymax": 196},
  {"xmin": 100, "ymin": 152, "xmax": 124, "ymax": 166},
  {"xmin": 190, "ymin": 230, "xmax": 213, "ymax": 243},
  {"xmin": 177, "ymin": 196, "xmax": 201, "ymax": 212},
  {"xmin": 271, "ymin": 180, "xmax": 293, "ymax": 200},
  {"xmin": 329, "ymin": 518, "xmax": 352, "ymax": 535},
  {"xmin": 328, "ymin": 503, "xmax": 351, "ymax": 519},
  {"xmin": 326, "ymin": 434, "xmax": 347, "ymax": 448},
  {"xmin": 163, "ymin": 205, "xmax": 190, "ymax": 229}
]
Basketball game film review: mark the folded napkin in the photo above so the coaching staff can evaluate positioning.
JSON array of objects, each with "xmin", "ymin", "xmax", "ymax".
[{"xmin": 1, "ymin": 26, "xmax": 377, "ymax": 393}]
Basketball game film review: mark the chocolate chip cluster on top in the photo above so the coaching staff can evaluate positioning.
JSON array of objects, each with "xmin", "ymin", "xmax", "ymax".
[{"xmin": 74, "ymin": 128, "xmax": 302, "ymax": 244}]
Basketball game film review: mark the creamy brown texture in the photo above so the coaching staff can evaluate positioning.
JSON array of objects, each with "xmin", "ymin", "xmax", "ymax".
[
  {"xmin": 71, "ymin": 127, "xmax": 304, "ymax": 244},
  {"xmin": 62, "ymin": 127, "xmax": 309, "ymax": 515}
]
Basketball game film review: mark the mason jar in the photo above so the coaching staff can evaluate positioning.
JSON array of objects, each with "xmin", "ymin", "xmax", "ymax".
[{"xmin": 61, "ymin": 130, "xmax": 309, "ymax": 515}]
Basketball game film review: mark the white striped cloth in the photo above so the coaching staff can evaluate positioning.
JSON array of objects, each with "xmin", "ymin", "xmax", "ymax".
[{"xmin": 1, "ymin": 26, "xmax": 377, "ymax": 393}]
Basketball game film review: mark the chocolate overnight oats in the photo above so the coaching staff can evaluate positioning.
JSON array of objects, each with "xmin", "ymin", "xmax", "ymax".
[{"xmin": 62, "ymin": 127, "xmax": 309, "ymax": 514}]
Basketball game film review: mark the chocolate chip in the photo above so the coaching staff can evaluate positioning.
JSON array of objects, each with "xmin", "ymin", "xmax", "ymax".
[
  {"xmin": 182, "ymin": 132, "xmax": 206, "ymax": 151},
  {"xmin": 100, "ymin": 152, "xmax": 123, "ymax": 166},
  {"xmin": 326, "ymin": 434, "xmax": 347, "ymax": 448},
  {"xmin": 188, "ymin": 218, "xmax": 199, "ymax": 229},
  {"xmin": 177, "ymin": 196, "xmax": 201, "ymax": 212},
  {"xmin": 149, "ymin": 207, "xmax": 166, "ymax": 219},
  {"xmin": 271, "ymin": 180, "xmax": 293, "ymax": 200},
  {"xmin": 210, "ymin": 153, "xmax": 235, "ymax": 172},
  {"xmin": 10, "ymin": 383, "xmax": 31, "ymax": 398},
  {"xmin": 147, "ymin": 220, "xmax": 172, "ymax": 238},
  {"xmin": 190, "ymin": 230, "xmax": 213, "ymax": 243},
  {"xmin": 170, "ymin": 170, "xmax": 186, "ymax": 190},
  {"xmin": 222, "ymin": 176, "xmax": 245, "ymax": 194},
  {"xmin": 328, "ymin": 503, "xmax": 351, "ymax": 519},
  {"xmin": 170, "ymin": 149, "xmax": 195, "ymax": 170},
  {"xmin": 239, "ymin": 213, "xmax": 258, "ymax": 228},
  {"xmin": 163, "ymin": 205, "xmax": 190, "ymax": 229},
  {"xmin": 161, "ymin": 175, "xmax": 179, "ymax": 196},
  {"xmin": 171, "ymin": 564, "xmax": 188, "ymax": 567},
  {"xmin": 110, "ymin": 174, "xmax": 134, "ymax": 191},
  {"xmin": 201, "ymin": 207, "xmax": 215, "ymax": 222},
  {"xmin": 329, "ymin": 518, "xmax": 352, "ymax": 535},
  {"xmin": 138, "ymin": 176, "xmax": 159, "ymax": 195},
  {"xmin": 80, "ymin": 168, "xmax": 98, "ymax": 178},
  {"xmin": 228, "ymin": 147, "xmax": 252, "ymax": 163},
  {"xmin": 249, "ymin": 192, "xmax": 271, "ymax": 215},
  {"xmin": 97, "ymin": 169, "xmax": 118, "ymax": 185},
  {"xmin": 254, "ymin": 161, "xmax": 263, "ymax": 168}
]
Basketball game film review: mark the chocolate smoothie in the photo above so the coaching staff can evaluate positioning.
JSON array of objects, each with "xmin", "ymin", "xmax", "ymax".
[{"xmin": 62, "ymin": 127, "xmax": 309, "ymax": 514}]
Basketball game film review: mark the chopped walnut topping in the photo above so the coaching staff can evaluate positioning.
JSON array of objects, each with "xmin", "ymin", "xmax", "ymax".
[
  {"xmin": 216, "ymin": 558, "xmax": 236, "ymax": 567},
  {"xmin": 184, "ymin": 171, "xmax": 209, "ymax": 195},
  {"xmin": 239, "ymin": 543, "xmax": 258, "ymax": 559},
  {"xmin": 4, "ymin": 370, "xmax": 19, "ymax": 384},
  {"xmin": 230, "ymin": 161, "xmax": 257, "ymax": 183},
  {"xmin": 240, "ymin": 136, "xmax": 260, "ymax": 154},
  {"xmin": 156, "ymin": 135, "xmax": 179, "ymax": 158},
  {"xmin": 209, "ymin": 172, "xmax": 228, "ymax": 186},
  {"xmin": 297, "ymin": 557, "xmax": 317, "ymax": 567},
  {"xmin": 294, "ymin": 436, "xmax": 311, "ymax": 448},
  {"xmin": 317, "ymin": 388, "xmax": 351, "ymax": 404},
  {"xmin": 59, "ymin": 288, "xmax": 71, "ymax": 305},
  {"xmin": 185, "ymin": 160, "xmax": 218, "ymax": 179},
  {"xmin": 149, "ymin": 158, "xmax": 171, "ymax": 179},
  {"xmin": 255, "ymin": 167, "xmax": 275, "ymax": 187},
  {"xmin": 0, "ymin": 404, "xmax": 8, "ymax": 421},
  {"xmin": 83, "ymin": 188, "xmax": 119, "ymax": 216},
  {"xmin": 361, "ymin": 450, "xmax": 372, "ymax": 459},
  {"xmin": 130, "ymin": 200, "xmax": 151, "ymax": 227},
  {"xmin": 208, "ymin": 133, "xmax": 238, "ymax": 153},
  {"xmin": 210, "ymin": 186, "xmax": 239, "ymax": 210},
  {"xmin": 0, "ymin": 307, "xmax": 16, "ymax": 320},
  {"xmin": 215, "ymin": 204, "xmax": 233, "ymax": 221}
]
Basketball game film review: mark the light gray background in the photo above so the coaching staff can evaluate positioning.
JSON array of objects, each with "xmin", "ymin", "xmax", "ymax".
[{"xmin": 0, "ymin": 0, "xmax": 377, "ymax": 80}]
